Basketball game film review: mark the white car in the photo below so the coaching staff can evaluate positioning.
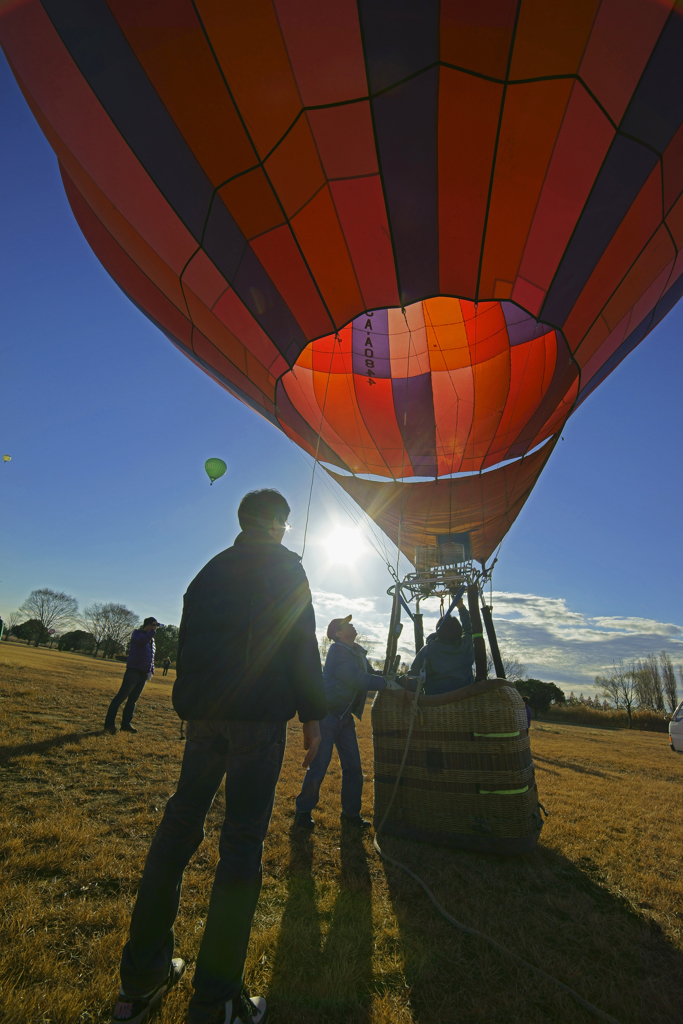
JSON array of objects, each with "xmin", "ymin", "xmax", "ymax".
[{"xmin": 669, "ymin": 700, "xmax": 683, "ymax": 753}]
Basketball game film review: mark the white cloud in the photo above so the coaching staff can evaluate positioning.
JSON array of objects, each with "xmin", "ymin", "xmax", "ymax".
[
  {"xmin": 310, "ymin": 589, "xmax": 378, "ymax": 615},
  {"xmin": 311, "ymin": 589, "xmax": 391, "ymax": 656},
  {"xmin": 311, "ymin": 588, "xmax": 683, "ymax": 696}
]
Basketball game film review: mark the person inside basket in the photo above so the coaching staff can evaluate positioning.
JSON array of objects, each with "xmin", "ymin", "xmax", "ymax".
[
  {"xmin": 406, "ymin": 598, "xmax": 475, "ymax": 696},
  {"xmin": 294, "ymin": 614, "xmax": 402, "ymax": 830}
]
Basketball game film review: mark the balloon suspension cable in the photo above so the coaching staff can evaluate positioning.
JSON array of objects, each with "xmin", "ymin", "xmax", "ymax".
[{"xmin": 301, "ymin": 332, "xmax": 339, "ymax": 563}]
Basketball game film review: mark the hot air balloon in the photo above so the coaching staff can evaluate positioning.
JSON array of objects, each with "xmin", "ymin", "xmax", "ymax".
[
  {"xmin": 2, "ymin": 456, "xmax": 10, "ymax": 463},
  {"xmin": 3, "ymin": 1, "xmax": 682, "ymax": 853},
  {"xmin": 1, "ymin": 1, "xmax": 680, "ymax": 571},
  {"xmin": 204, "ymin": 457, "xmax": 227, "ymax": 485}
]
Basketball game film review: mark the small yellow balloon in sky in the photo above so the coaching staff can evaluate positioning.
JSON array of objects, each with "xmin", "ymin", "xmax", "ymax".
[{"xmin": 2, "ymin": 455, "xmax": 10, "ymax": 463}]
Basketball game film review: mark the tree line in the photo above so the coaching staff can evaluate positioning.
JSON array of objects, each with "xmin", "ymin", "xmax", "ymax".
[
  {"xmin": 2, "ymin": 588, "xmax": 179, "ymax": 666},
  {"xmin": 596, "ymin": 652, "xmax": 682, "ymax": 727}
]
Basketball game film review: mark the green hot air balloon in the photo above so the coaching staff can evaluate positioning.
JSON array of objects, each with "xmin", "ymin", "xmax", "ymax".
[
  {"xmin": 2, "ymin": 455, "xmax": 10, "ymax": 463},
  {"xmin": 204, "ymin": 458, "xmax": 227, "ymax": 486}
]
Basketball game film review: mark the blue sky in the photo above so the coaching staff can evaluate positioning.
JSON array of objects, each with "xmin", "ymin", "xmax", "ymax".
[{"xmin": 1, "ymin": 53, "xmax": 682, "ymax": 691}]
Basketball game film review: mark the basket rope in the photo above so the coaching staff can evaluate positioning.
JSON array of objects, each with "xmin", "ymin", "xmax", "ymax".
[{"xmin": 372, "ymin": 686, "xmax": 623, "ymax": 1024}]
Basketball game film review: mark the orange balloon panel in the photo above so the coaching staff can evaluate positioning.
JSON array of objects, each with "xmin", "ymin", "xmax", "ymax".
[
  {"xmin": 2, "ymin": 0, "xmax": 682, "ymax": 562},
  {"xmin": 327, "ymin": 441, "xmax": 555, "ymax": 567},
  {"xmin": 279, "ymin": 299, "xmax": 571, "ymax": 478}
]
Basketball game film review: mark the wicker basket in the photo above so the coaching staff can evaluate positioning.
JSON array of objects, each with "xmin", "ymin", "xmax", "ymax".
[{"xmin": 372, "ymin": 679, "xmax": 544, "ymax": 854}]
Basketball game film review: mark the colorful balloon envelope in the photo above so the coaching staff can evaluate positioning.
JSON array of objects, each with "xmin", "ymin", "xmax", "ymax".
[
  {"xmin": 2, "ymin": 456, "xmax": 10, "ymax": 463},
  {"xmin": 204, "ymin": 458, "xmax": 227, "ymax": 485},
  {"xmin": 3, "ymin": 1, "xmax": 682, "ymax": 563}
]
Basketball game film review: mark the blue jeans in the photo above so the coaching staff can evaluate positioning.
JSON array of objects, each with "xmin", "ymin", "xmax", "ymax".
[
  {"xmin": 104, "ymin": 667, "xmax": 148, "ymax": 728},
  {"xmin": 295, "ymin": 712, "xmax": 363, "ymax": 817},
  {"xmin": 119, "ymin": 719, "xmax": 286, "ymax": 1024}
]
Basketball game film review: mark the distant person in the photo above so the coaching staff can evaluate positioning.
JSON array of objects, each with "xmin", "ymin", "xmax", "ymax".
[
  {"xmin": 103, "ymin": 617, "xmax": 159, "ymax": 734},
  {"xmin": 408, "ymin": 598, "xmax": 474, "ymax": 695},
  {"xmin": 162, "ymin": 657, "xmax": 171, "ymax": 677},
  {"xmin": 523, "ymin": 695, "xmax": 532, "ymax": 729},
  {"xmin": 295, "ymin": 614, "xmax": 399, "ymax": 830},
  {"xmin": 108, "ymin": 489, "xmax": 326, "ymax": 1024}
]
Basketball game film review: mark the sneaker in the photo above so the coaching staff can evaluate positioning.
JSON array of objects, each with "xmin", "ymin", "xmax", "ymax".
[
  {"xmin": 121, "ymin": 724, "xmax": 138, "ymax": 733},
  {"xmin": 202, "ymin": 991, "xmax": 268, "ymax": 1024},
  {"xmin": 110, "ymin": 957, "xmax": 186, "ymax": 1023},
  {"xmin": 294, "ymin": 811, "xmax": 315, "ymax": 829},
  {"xmin": 340, "ymin": 813, "xmax": 371, "ymax": 829}
]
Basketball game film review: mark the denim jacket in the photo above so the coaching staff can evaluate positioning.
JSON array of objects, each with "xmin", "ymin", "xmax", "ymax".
[{"xmin": 323, "ymin": 640, "xmax": 387, "ymax": 719}]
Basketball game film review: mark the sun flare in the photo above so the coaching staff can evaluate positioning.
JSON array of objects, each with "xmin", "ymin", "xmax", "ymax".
[{"xmin": 322, "ymin": 526, "xmax": 363, "ymax": 564}]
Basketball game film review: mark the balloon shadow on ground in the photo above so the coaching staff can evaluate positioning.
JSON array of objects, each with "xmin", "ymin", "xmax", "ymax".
[
  {"xmin": 379, "ymin": 836, "xmax": 683, "ymax": 1024},
  {"xmin": 267, "ymin": 825, "xmax": 374, "ymax": 1023}
]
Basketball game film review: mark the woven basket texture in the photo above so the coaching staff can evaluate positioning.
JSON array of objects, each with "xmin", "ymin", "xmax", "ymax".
[{"xmin": 372, "ymin": 684, "xmax": 542, "ymax": 847}]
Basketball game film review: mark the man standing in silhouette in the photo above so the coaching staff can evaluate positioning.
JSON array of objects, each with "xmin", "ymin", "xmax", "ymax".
[{"xmin": 108, "ymin": 489, "xmax": 326, "ymax": 1024}]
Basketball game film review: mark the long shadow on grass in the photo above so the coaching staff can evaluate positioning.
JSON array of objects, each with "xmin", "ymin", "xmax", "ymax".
[
  {"xmin": 267, "ymin": 826, "xmax": 373, "ymax": 1022},
  {"xmin": 532, "ymin": 755, "xmax": 611, "ymax": 779},
  {"xmin": 0, "ymin": 730, "xmax": 102, "ymax": 763},
  {"xmin": 380, "ymin": 836, "xmax": 683, "ymax": 1024}
]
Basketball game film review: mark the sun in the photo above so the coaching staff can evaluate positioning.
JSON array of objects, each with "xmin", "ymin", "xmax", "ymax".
[{"xmin": 322, "ymin": 526, "xmax": 363, "ymax": 564}]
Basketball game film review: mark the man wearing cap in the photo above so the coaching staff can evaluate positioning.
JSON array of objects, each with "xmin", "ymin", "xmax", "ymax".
[
  {"xmin": 294, "ymin": 614, "xmax": 396, "ymax": 829},
  {"xmin": 104, "ymin": 616, "xmax": 161, "ymax": 734}
]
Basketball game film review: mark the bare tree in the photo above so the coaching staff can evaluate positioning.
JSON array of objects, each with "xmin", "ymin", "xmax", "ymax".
[
  {"xmin": 598, "ymin": 660, "xmax": 638, "ymax": 728},
  {"xmin": 660, "ymin": 651, "xmax": 679, "ymax": 715},
  {"xmin": 4, "ymin": 610, "xmax": 24, "ymax": 638},
  {"xmin": 486, "ymin": 648, "xmax": 527, "ymax": 681},
  {"xmin": 80, "ymin": 603, "xmax": 109, "ymax": 658},
  {"xmin": 19, "ymin": 589, "xmax": 77, "ymax": 643},
  {"xmin": 81, "ymin": 602, "xmax": 138, "ymax": 659},
  {"xmin": 101, "ymin": 604, "xmax": 139, "ymax": 659},
  {"xmin": 635, "ymin": 654, "xmax": 665, "ymax": 712}
]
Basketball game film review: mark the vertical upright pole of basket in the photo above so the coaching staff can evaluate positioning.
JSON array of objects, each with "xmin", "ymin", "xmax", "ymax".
[
  {"xmin": 467, "ymin": 582, "xmax": 488, "ymax": 681},
  {"xmin": 383, "ymin": 585, "xmax": 402, "ymax": 676},
  {"xmin": 481, "ymin": 601, "xmax": 505, "ymax": 679},
  {"xmin": 413, "ymin": 611, "xmax": 424, "ymax": 653}
]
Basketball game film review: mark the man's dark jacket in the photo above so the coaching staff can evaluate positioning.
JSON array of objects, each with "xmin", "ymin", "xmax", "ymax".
[
  {"xmin": 173, "ymin": 530, "xmax": 327, "ymax": 722},
  {"xmin": 126, "ymin": 628, "xmax": 156, "ymax": 675}
]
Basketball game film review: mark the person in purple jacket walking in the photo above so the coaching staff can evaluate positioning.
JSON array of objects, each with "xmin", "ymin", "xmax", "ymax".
[{"xmin": 104, "ymin": 617, "xmax": 160, "ymax": 734}]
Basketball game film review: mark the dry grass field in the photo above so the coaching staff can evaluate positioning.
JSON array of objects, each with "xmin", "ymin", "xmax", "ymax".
[{"xmin": 1, "ymin": 644, "xmax": 682, "ymax": 1024}]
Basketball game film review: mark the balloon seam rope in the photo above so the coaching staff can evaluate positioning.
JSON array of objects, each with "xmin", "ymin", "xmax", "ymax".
[
  {"xmin": 373, "ymin": 688, "xmax": 623, "ymax": 1024},
  {"xmin": 301, "ymin": 336, "xmax": 337, "ymax": 563},
  {"xmin": 395, "ymin": 307, "xmax": 413, "ymax": 582}
]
